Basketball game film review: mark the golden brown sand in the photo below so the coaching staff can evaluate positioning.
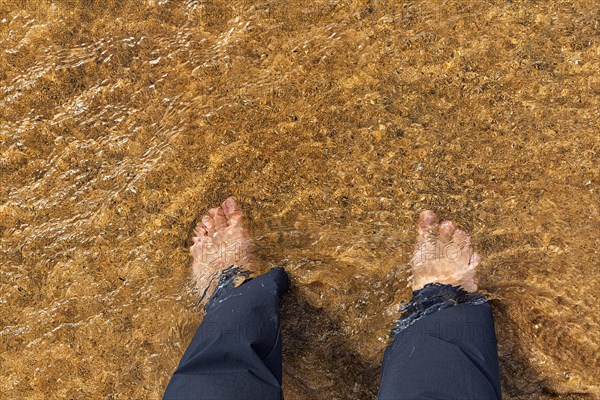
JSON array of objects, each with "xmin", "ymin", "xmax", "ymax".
[{"xmin": 1, "ymin": 1, "xmax": 599, "ymax": 399}]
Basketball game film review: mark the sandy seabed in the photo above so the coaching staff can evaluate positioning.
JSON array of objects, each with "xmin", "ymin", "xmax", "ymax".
[{"xmin": 1, "ymin": 0, "xmax": 599, "ymax": 399}]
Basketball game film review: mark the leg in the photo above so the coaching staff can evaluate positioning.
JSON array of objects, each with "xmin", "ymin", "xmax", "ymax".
[
  {"xmin": 378, "ymin": 211, "xmax": 502, "ymax": 400},
  {"xmin": 163, "ymin": 197, "xmax": 288, "ymax": 400},
  {"xmin": 378, "ymin": 300, "xmax": 501, "ymax": 400},
  {"xmin": 163, "ymin": 268, "xmax": 288, "ymax": 400}
]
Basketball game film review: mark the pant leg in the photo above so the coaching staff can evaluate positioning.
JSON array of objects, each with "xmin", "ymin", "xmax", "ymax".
[
  {"xmin": 378, "ymin": 301, "xmax": 502, "ymax": 400},
  {"xmin": 163, "ymin": 267, "xmax": 289, "ymax": 400}
]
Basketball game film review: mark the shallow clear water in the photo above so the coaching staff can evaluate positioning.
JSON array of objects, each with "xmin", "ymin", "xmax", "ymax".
[{"xmin": 1, "ymin": 1, "xmax": 599, "ymax": 399}]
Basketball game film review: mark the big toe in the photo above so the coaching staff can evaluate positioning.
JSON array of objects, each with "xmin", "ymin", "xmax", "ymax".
[
  {"xmin": 417, "ymin": 210, "xmax": 439, "ymax": 238},
  {"xmin": 222, "ymin": 198, "xmax": 245, "ymax": 227},
  {"xmin": 469, "ymin": 251, "xmax": 482, "ymax": 268},
  {"xmin": 226, "ymin": 210, "xmax": 245, "ymax": 227},
  {"xmin": 222, "ymin": 196, "xmax": 239, "ymax": 216}
]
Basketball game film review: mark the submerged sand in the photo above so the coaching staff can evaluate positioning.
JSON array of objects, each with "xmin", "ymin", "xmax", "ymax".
[{"xmin": 1, "ymin": 1, "xmax": 599, "ymax": 399}]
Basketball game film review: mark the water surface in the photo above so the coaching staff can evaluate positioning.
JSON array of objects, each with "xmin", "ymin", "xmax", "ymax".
[{"xmin": 1, "ymin": 1, "xmax": 599, "ymax": 399}]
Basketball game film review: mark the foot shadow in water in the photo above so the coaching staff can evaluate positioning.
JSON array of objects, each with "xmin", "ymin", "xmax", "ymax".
[
  {"xmin": 280, "ymin": 289, "xmax": 382, "ymax": 400},
  {"xmin": 491, "ymin": 297, "xmax": 597, "ymax": 400}
]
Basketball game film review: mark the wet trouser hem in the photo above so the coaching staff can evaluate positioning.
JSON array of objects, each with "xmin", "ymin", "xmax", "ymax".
[
  {"xmin": 378, "ymin": 291, "xmax": 502, "ymax": 400},
  {"xmin": 164, "ymin": 270, "xmax": 501, "ymax": 400},
  {"xmin": 163, "ymin": 267, "xmax": 289, "ymax": 400}
]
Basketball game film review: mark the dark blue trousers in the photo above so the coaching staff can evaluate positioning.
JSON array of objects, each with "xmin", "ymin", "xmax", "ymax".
[{"xmin": 163, "ymin": 268, "xmax": 501, "ymax": 400}]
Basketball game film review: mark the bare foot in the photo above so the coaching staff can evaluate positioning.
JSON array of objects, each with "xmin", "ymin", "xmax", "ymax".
[
  {"xmin": 190, "ymin": 196, "xmax": 255, "ymax": 297},
  {"xmin": 410, "ymin": 210, "xmax": 481, "ymax": 292}
]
